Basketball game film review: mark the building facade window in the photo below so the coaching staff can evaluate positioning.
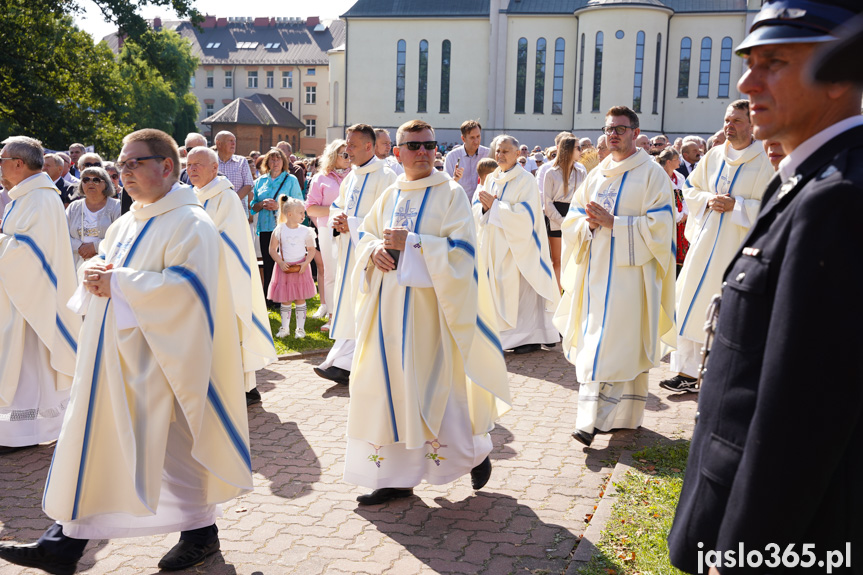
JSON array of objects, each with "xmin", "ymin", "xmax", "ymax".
[
  {"xmin": 418, "ymin": 40, "xmax": 428, "ymax": 113},
  {"xmin": 206, "ymin": 69, "xmax": 214, "ymax": 88},
  {"xmin": 592, "ymin": 31, "xmax": 603, "ymax": 113},
  {"xmin": 281, "ymin": 101, "xmax": 293, "ymax": 113},
  {"xmin": 247, "ymin": 70, "xmax": 258, "ymax": 89},
  {"xmin": 577, "ymin": 33, "xmax": 585, "ymax": 113},
  {"xmin": 225, "ymin": 70, "xmax": 232, "ymax": 88},
  {"xmin": 307, "ymin": 68, "xmax": 315, "ymax": 76},
  {"xmin": 633, "ymin": 31, "xmax": 645, "ymax": 112},
  {"xmin": 551, "ymin": 38, "xmax": 565, "ymax": 115},
  {"xmin": 718, "ymin": 36, "xmax": 733, "ymax": 98},
  {"xmin": 205, "ymin": 102, "xmax": 214, "ymax": 116},
  {"xmin": 305, "ymin": 86, "xmax": 316, "ymax": 104},
  {"xmin": 440, "ymin": 40, "xmax": 451, "ymax": 114},
  {"xmin": 190, "ymin": 75, "xmax": 196, "ymax": 89},
  {"xmin": 282, "ymin": 71, "xmax": 292, "ymax": 89},
  {"xmin": 396, "ymin": 39, "xmax": 406, "ymax": 113},
  {"xmin": 534, "ymin": 38, "xmax": 547, "ymax": 114},
  {"xmin": 305, "ymin": 119, "xmax": 316, "ymax": 138},
  {"xmin": 515, "ymin": 37, "xmax": 528, "ymax": 114},
  {"xmin": 698, "ymin": 37, "xmax": 712, "ymax": 98},
  {"xmin": 652, "ymin": 33, "xmax": 662, "ymax": 114},
  {"xmin": 266, "ymin": 70, "xmax": 274, "ymax": 89},
  {"xmin": 678, "ymin": 37, "xmax": 691, "ymax": 98}
]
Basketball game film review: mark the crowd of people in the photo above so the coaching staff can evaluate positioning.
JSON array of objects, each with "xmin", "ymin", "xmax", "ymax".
[{"xmin": 0, "ymin": 0, "xmax": 860, "ymax": 573}]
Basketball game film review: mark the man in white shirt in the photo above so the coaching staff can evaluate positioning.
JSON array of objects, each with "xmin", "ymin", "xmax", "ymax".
[
  {"xmin": 374, "ymin": 128, "xmax": 403, "ymax": 176},
  {"xmin": 518, "ymin": 145, "xmax": 537, "ymax": 175},
  {"xmin": 444, "ymin": 120, "xmax": 490, "ymax": 200}
]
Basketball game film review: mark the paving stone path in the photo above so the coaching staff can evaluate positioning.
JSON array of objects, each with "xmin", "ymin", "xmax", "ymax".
[{"xmin": 0, "ymin": 348, "xmax": 696, "ymax": 575}]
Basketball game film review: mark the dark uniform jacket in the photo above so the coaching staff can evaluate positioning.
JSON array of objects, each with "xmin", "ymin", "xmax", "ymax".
[{"xmin": 668, "ymin": 124, "xmax": 863, "ymax": 574}]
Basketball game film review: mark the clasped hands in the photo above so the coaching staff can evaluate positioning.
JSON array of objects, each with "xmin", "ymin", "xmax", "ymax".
[
  {"xmin": 371, "ymin": 227, "xmax": 408, "ymax": 272},
  {"xmin": 331, "ymin": 212, "xmax": 350, "ymax": 233},
  {"xmin": 77, "ymin": 243, "xmax": 98, "ymax": 260},
  {"xmin": 708, "ymin": 195, "xmax": 735, "ymax": 213},
  {"xmin": 478, "ymin": 190, "xmax": 497, "ymax": 211},
  {"xmin": 585, "ymin": 202, "xmax": 614, "ymax": 230},
  {"xmin": 83, "ymin": 262, "xmax": 113, "ymax": 298}
]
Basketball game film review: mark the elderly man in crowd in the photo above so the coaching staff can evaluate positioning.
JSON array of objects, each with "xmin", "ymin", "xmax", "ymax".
[
  {"xmin": 662, "ymin": 100, "xmax": 772, "ymax": 393},
  {"xmin": 554, "ymin": 106, "xmax": 675, "ymax": 447},
  {"xmin": 67, "ymin": 143, "xmax": 84, "ymax": 179},
  {"xmin": 596, "ymin": 134, "xmax": 610, "ymax": 162},
  {"xmin": 76, "ymin": 152, "xmax": 102, "ymax": 173},
  {"xmin": 475, "ymin": 135, "xmax": 560, "ymax": 355},
  {"xmin": 668, "ymin": 1, "xmax": 863, "ymax": 572},
  {"xmin": 42, "ymin": 153, "xmax": 75, "ymax": 206},
  {"xmin": 58, "ymin": 152, "xmax": 78, "ymax": 185},
  {"xmin": 518, "ymin": 144, "xmax": 537, "ymax": 175},
  {"xmin": 179, "ymin": 132, "xmax": 207, "ymax": 185},
  {"xmin": 579, "ymin": 137, "xmax": 593, "ymax": 151},
  {"xmin": 0, "ymin": 136, "xmax": 81, "ymax": 455},
  {"xmin": 0, "ymin": 128, "xmax": 253, "ymax": 574},
  {"xmin": 344, "ymin": 119, "xmax": 510, "ymax": 505},
  {"xmin": 678, "ymin": 139, "xmax": 701, "ymax": 178},
  {"xmin": 635, "ymin": 133, "xmax": 651, "ymax": 153},
  {"xmin": 444, "ymin": 120, "xmax": 490, "ymax": 200},
  {"xmin": 215, "ymin": 131, "xmax": 254, "ymax": 218}
]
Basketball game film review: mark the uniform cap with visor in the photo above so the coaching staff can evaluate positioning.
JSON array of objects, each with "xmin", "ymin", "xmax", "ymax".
[{"xmin": 735, "ymin": 0, "xmax": 861, "ymax": 55}]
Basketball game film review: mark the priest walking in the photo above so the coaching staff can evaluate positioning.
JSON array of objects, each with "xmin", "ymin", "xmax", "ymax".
[
  {"xmin": 344, "ymin": 120, "xmax": 511, "ymax": 505},
  {"xmin": 554, "ymin": 106, "xmax": 676, "ymax": 447}
]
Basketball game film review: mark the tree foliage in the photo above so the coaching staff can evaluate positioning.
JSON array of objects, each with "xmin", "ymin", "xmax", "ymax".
[{"xmin": 0, "ymin": 0, "xmax": 200, "ymax": 157}]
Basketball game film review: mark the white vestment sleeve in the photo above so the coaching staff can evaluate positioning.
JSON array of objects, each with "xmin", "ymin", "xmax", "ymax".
[
  {"xmin": 396, "ymin": 232, "xmax": 433, "ymax": 288},
  {"xmin": 731, "ymin": 195, "xmax": 750, "ymax": 228},
  {"xmin": 67, "ymin": 283, "xmax": 92, "ymax": 315},
  {"xmin": 109, "ymin": 271, "xmax": 139, "ymax": 330},
  {"xmin": 488, "ymin": 199, "xmax": 503, "ymax": 228},
  {"xmin": 347, "ymin": 216, "xmax": 360, "ymax": 247}
]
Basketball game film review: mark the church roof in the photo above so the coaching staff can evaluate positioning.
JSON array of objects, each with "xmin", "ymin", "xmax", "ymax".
[
  {"xmin": 504, "ymin": 0, "xmax": 747, "ymax": 14},
  {"xmin": 201, "ymin": 94, "xmax": 305, "ymax": 129},
  {"xmin": 342, "ymin": 0, "xmax": 490, "ymax": 18}
]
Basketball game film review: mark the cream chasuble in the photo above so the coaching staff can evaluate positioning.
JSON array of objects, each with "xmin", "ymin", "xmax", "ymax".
[
  {"xmin": 329, "ymin": 157, "xmax": 397, "ymax": 341},
  {"xmin": 473, "ymin": 164, "xmax": 560, "ymax": 345},
  {"xmin": 345, "ymin": 170, "xmax": 510, "ymax": 487},
  {"xmin": 554, "ymin": 149, "xmax": 676, "ymax": 385},
  {"xmin": 0, "ymin": 173, "xmax": 81, "ymax": 446},
  {"xmin": 196, "ymin": 176, "xmax": 277, "ymax": 391},
  {"xmin": 676, "ymin": 141, "xmax": 771, "ymax": 344},
  {"xmin": 43, "ymin": 186, "xmax": 252, "ymax": 533}
]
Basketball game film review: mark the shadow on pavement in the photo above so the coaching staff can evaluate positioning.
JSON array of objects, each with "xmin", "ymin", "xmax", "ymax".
[
  {"xmin": 355, "ymin": 491, "xmax": 577, "ymax": 574},
  {"xmin": 254, "ymin": 367, "xmax": 286, "ymax": 394},
  {"xmin": 580, "ymin": 427, "xmax": 676, "ymax": 472},
  {"xmin": 248, "ymin": 408, "xmax": 320, "ymax": 500},
  {"xmin": 490, "ymin": 424, "xmax": 517, "ymax": 461}
]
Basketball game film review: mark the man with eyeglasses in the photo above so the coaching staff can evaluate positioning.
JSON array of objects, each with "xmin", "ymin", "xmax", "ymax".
[
  {"xmin": 554, "ymin": 106, "xmax": 676, "ymax": 448},
  {"xmin": 0, "ymin": 128, "xmax": 253, "ymax": 574},
  {"xmin": 314, "ymin": 124, "xmax": 396, "ymax": 387},
  {"xmin": 42, "ymin": 153, "xmax": 76, "ymax": 206},
  {"xmin": 662, "ymin": 100, "xmax": 771, "ymax": 393},
  {"xmin": 0, "ymin": 136, "xmax": 81, "ymax": 457},
  {"xmin": 342, "ymin": 119, "xmax": 510, "ymax": 506}
]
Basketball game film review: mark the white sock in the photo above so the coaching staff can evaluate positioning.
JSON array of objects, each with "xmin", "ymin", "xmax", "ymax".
[
  {"xmin": 296, "ymin": 303, "xmax": 307, "ymax": 331},
  {"xmin": 280, "ymin": 304, "xmax": 292, "ymax": 330}
]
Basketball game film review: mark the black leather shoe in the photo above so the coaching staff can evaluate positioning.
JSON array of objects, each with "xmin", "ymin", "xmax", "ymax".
[
  {"xmin": 470, "ymin": 456, "xmax": 492, "ymax": 490},
  {"xmin": 571, "ymin": 429, "xmax": 595, "ymax": 447},
  {"xmin": 0, "ymin": 542, "xmax": 79, "ymax": 575},
  {"xmin": 245, "ymin": 388, "xmax": 262, "ymax": 407},
  {"xmin": 313, "ymin": 366, "xmax": 350, "ymax": 386},
  {"xmin": 0, "ymin": 445, "xmax": 33, "ymax": 455},
  {"xmin": 157, "ymin": 539, "xmax": 220, "ymax": 571},
  {"xmin": 356, "ymin": 488, "xmax": 414, "ymax": 506},
  {"xmin": 512, "ymin": 343, "xmax": 541, "ymax": 355}
]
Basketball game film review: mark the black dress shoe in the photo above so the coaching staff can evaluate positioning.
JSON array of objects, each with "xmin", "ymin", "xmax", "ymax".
[
  {"xmin": 356, "ymin": 488, "xmax": 414, "ymax": 506},
  {"xmin": 0, "ymin": 542, "xmax": 79, "ymax": 575},
  {"xmin": 245, "ymin": 388, "xmax": 262, "ymax": 407},
  {"xmin": 512, "ymin": 343, "xmax": 541, "ymax": 354},
  {"xmin": 470, "ymin": 456, "xmax": 492, "ymax": 490},
  {"xmin": 157, "ymin": 539, "xmax": 220, "ymax": 571},
  {"xmin": 313, "ymin": 365, "xmax": 350, "ymax": 386},
  {"xmin": 571, "ymin": 429, "xmax": 595, "ymax": 447},
  {"xmin": 0, "ymin": 445, "xmax": 33, "ymax": 455}
]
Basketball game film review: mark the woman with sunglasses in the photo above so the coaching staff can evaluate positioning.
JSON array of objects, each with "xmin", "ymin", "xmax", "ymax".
[
  {"xmin": 305, "ymin": 139, "xmax": 350, "ymax": 327},
  {"xmin": 65, "ymin": 166, "xmax": 121, "ymax": 270}
]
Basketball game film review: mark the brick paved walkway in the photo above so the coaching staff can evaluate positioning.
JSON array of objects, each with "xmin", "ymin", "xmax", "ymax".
[{"xmin": 0, "ymin": 348, "xmax": 696, "ymax": 575}]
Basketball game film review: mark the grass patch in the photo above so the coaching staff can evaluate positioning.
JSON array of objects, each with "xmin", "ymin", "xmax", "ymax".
[
  {"xmin": 267, "ymin": 294, "xmax": 334, "ymax": 354},
  {"xmin": 576, "ymin": 441, "xmax": 690, "ymax": 575}
]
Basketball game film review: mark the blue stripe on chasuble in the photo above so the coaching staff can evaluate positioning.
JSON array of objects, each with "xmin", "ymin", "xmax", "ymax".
[
  {"xmin": 252, "ymin": 315, "xmax": 274, "ymax": 345},
  {"xmin": 207, "ymin": 382, "xmax": 252, "ymax": 470},
  {"xmin": 166, "ymin": 266, "xmax": 214, "ymax": 337},
  {"xmin": 71, "ymin": 304, "xmax": 110, "ymax": 520},
  {"xmin": 517, "ymin": 202, "xmax": 553, "ymax": 279},
  {"xmin": 589, "ymin": 170, "xmax": 629, "ymax": 381},
  {"xmin": 121, "ymin": 218, "xmax": 155, "ymax": 266},
  {"xmin": 378, "ymin": 284, "xmax": 399, "ymax": 443},
  {"xmin": 56, "ymin": 316, "xmax": 77, "ymax": 353},
  {"xmin": 14, "ymin": 234, "xmax": 57, "ymax": 287},
  {"xmin": 0, "ymin": 201, "xmax": 16, "ymax": 233},
  {"xmin": 447, "ymin": 237, "xmax": 475, "ymax": 258},
  {"xmin": 220, "ymin": 232, "xmax": 251, "ymax": 276},
  {"xmin": 477, "ymin": 316, "xmax": 504, "ymax": 357}
]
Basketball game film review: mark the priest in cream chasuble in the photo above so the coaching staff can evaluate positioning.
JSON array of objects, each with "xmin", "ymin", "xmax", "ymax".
[
  {"xmin": 0, "ymin": 137, "xmax": 81, "ymax": 452},
  {"xmin": 669, "ymin": 103, "xmax": 772, "ymax": 382},
  {"xmin": 344, "ymin": 122, "xmax": 510, "ymax": 503},
  {"xmin": 189, "ymin": 147, "xmax": 278, "ymax": 399},
  {"xmin": 553, "ymin": 108, "xmax": 676, "ymax": 446},
  {"xmin": 316, "ymin": 126, "xmax": 397, "ymax": 383},
  {"xmin": 473, "ymin": 135, "xmax": 560, "ymax": 353}
]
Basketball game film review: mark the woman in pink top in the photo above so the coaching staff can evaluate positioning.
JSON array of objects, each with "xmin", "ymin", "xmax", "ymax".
[{"xmin": 305, "ymin": 139, "xmax": 350, "ymax": 328}]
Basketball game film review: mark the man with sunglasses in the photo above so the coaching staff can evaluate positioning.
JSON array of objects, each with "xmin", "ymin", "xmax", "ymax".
[
  {"xmin": 0, "ymin": 136, "xmax": 81, "ymax": 457},
  {"xmin": 0, "ymin": 129, "xmax": 253, "ymax": 574},
  {"xmin": 342, "ymin": 119, "xmax": 510, "ymax": 506},
  {"xmin": 554, "ymin": 106, "xmax": 676, "ymax": 448}
]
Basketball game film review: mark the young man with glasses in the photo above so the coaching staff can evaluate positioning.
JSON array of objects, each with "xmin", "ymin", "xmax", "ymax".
[
  {"xmin": 0, "ymin": 129, "xmax": 253, "ymax": 574},
  {"xmin": 341, "ymin": 119, "xmax": 510, "ymax": 506},
  {"xmin": 0, "ymin": 136, "xmax": 81, "ymax": 457},
  {"xmin": 554, "ymin": 106, "xmax": 676, "ymax": 448}
]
